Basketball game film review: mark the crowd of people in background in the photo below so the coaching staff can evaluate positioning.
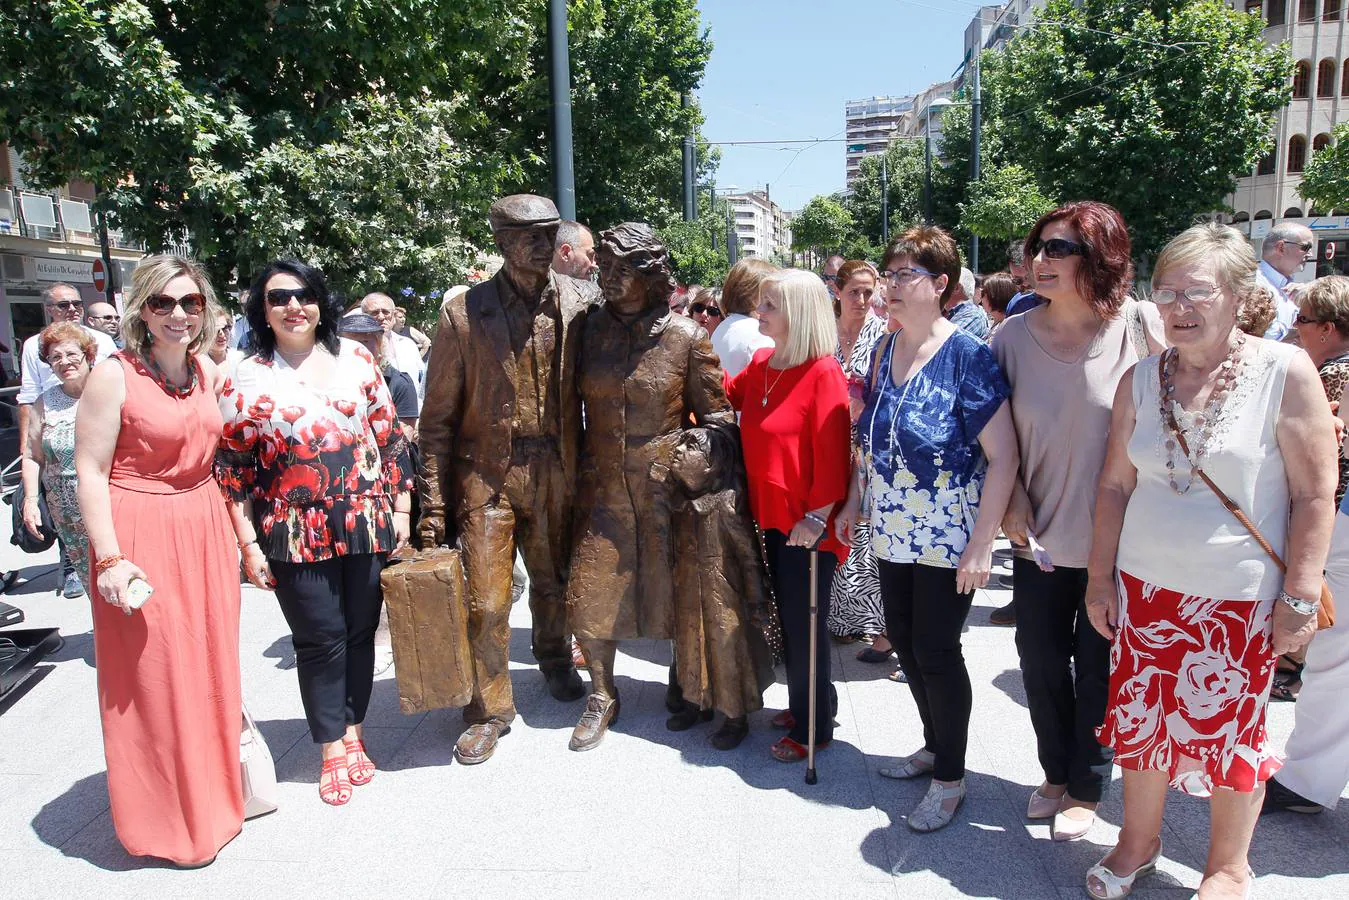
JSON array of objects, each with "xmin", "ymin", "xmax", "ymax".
[{"xmin": 9, "ymin": 196, "xmax": 1348, "ymax": 899}]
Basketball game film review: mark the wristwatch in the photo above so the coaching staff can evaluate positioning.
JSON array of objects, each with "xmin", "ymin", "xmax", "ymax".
[{"xmin": 1278, "ymin": 590, "xmax": 1320, "ymax": 616}]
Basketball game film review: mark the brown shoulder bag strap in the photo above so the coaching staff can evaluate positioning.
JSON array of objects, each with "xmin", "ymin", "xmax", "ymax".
[{"xmin": 1157, "ymin": 351, "xmax": 1288, "ymax": 575}]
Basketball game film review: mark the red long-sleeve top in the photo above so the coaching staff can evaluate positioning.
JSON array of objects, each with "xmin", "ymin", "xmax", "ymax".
[{"xmin": 726, "ymin": 348, "xmax": 852, "ymax": 561}]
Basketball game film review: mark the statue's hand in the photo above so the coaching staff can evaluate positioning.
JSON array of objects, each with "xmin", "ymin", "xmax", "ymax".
[{"xmin": 418, "ymin": 513, "xmax": 447, "ymax": 549}]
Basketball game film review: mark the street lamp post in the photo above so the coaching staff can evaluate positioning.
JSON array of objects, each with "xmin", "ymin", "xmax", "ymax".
[
  {"xmin": 923, "ymin": 97, "xmax": 952, "ymax": 226},
  {"xmin": 547, "ymin": 0, "xmax": 576, "ymax": 219}
]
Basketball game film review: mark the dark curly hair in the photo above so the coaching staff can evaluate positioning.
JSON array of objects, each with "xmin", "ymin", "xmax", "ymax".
[
  {"xmin": 598, "ymin": 222, "xmax": 678, "ymax": 310},
  {"xmin": 244, "ymin": 259, "xmax": 342, "ymax": 361},
  {"xmin": 1023, "ymin": 201, "xmax": 1133, "ymax": 320}
]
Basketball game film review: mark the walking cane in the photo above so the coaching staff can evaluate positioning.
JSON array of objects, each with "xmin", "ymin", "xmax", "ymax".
[{"xmin": 805, "ymin": 545, "xmax": 820, "ymax": 785}]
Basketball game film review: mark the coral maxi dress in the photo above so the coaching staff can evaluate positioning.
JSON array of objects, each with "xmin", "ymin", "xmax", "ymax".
[{"xmin": 90, "ymin": 353, "xmax": 243, "ymax": 865}]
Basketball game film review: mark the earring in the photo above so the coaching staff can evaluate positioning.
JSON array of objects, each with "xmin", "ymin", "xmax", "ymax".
[{"xmin": 1323, "ymin": 335, "xmax": 1329, "ymax": 344}]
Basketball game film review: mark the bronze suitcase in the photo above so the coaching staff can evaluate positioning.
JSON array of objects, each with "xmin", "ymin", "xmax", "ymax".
[{"xmin": 380, "ymin": 548, "xmax": 474, "ymax": 714}]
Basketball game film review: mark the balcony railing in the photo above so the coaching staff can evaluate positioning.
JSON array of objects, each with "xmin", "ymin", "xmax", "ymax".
[{"xmin": 0, "ymin": 186, "xmax": 144, "ymax": 251}]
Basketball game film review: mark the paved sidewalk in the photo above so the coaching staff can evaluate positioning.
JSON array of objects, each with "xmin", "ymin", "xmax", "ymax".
[{"xmin": 1, "ymin": 527, "xmax": 1345, "ymax": 899}]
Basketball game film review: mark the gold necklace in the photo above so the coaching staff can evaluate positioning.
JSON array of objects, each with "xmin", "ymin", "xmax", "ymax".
[{"xmin": 763, "ymin": 364, "xmax": 789, "ymax": 408}]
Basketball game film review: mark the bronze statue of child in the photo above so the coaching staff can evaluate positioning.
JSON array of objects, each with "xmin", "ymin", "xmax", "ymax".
[{"xmin": 667, "ymin": 426, "xmax": 780, "ymax": 751}]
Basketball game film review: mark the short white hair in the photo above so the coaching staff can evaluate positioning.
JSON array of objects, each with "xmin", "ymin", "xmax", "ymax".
[
  {"xmin": 958, "ymin": 267, "xmax": 976, "ymax": 302},
  {"xmin": 762, "ymin": 269, "xmax": 838, "ymax": 368}
]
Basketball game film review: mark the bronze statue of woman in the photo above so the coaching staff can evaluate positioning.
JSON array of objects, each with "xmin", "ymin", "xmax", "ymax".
[{"xmin": 565, "ymin": 222, "xmax": 735, "ymax": 751}]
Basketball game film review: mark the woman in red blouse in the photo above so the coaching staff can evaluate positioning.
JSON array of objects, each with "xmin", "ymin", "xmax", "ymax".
[
  {"xmin": 726, "ymin": 268, "xmax": 853, "ymax": 762},
  {"xmin": 216, "ymin": 260, "xmax": 412, "ymax": 806}
]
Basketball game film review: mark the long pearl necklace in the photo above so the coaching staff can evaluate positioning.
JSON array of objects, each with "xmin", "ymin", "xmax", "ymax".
[{"xmin": 1159, "ymin": 335, "xmax": 1245, "ymax": 495}]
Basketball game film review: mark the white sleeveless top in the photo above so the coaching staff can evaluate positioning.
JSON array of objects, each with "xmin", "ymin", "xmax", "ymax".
[{"xmin": 1116, "ymin": 340, "xmax": 1296, "ymax": 601}]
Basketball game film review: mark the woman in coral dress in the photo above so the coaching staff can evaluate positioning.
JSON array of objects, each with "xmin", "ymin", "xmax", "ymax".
[{"xmin": 75, "ymin": 255, "xmax": 242, "ymax": 867}]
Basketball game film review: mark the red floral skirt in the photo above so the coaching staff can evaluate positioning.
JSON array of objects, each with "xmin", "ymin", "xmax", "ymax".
[{"xmin": 1096, "ymin": 571, "xmax": 1281, "ymax": 796}]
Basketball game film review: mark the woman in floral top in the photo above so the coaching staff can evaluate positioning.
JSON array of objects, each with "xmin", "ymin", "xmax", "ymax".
[
  {"xmin": 216, "ymin": 259, "xmax": 411, "ymax": 807},
  {"xmin": 838, "ymin": 226, "xmax": 1018, "ymax": 833}
]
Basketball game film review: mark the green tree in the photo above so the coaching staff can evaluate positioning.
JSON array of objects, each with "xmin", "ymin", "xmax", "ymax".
[
  {"xmin": 659, "ymin": 199, "xmax": 730, "ymax": 286},
  {"xmin": 0, "ymin": 0, "xmax": 715, "ymax": 302},
  {"xmin": 969, "ymin": 0, "xmax": 1290, "ymax": 257},
  {"xmin": 959, "ymin": 164, "xmax": 1056, "ymax": 243},
  {"xmin": 791, "ymin": 196, "xmax": 854, "ymax": 255},
  {"xmin": 1299, "ymin": 123, "xmax": 1349, "ymax": 212},
  {"xmin": 844, "ymin": 139, "xmax": 926, "ymax": 249}
]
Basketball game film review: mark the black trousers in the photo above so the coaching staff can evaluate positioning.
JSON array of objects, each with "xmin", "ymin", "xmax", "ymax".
[
  {"xmin": 878, "ymin": 560, "xmax": 974, "ymax": 782},
  {"xmin": 1012, "ymin": 558, "xmax": 1114, "ymax": 802},
  {"xmin": 763, "ymin": 530, "xmax": 837, "ymax": 746},
  {"xmin": 272, "ymin": 553, "xmax": 384, "ymax": 744}
]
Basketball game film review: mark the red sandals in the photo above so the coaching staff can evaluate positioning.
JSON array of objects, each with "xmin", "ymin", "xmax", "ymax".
[
  {"xmin": 343, "ymin": 737, "xmax": 376, "ymax": 786},
  {"xmin": 319, "ymin": 756, "xmax": 352, "ymax": 805},
  {"xmin": 770, "ymin": 735, "xmax": 830, "ymax": 763}
]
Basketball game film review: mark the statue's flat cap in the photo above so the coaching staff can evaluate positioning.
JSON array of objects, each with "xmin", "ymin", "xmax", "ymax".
[{"xmin": 489, "ymin": 195, "xmax": 560, "ymax": 231}]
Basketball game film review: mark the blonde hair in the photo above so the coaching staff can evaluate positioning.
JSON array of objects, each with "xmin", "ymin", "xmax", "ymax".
[
  {"xmin": 763, "ymin": 268, "xmax": 838, "ymax": 368},
  {"xmin": 121, "ymin": 255, "xmax": 222, "ymax": 358},
  {"xmin": 1301, "ymin": 275, "xmax": 1349, "ymax": 338},
  {"xmin": 1152, "ymin": 223, "xmax": 1258, "ymax": 304}
]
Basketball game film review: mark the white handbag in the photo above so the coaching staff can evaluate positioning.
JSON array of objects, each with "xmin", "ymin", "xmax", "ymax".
[{"xmin": 240, "ymin": 704, "xmax": 279, "ymax": 819}]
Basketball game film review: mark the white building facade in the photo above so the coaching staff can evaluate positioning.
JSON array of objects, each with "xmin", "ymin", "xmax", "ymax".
[
  {"xmin": 845, "ymin": 96, "xmax": 914, "ymax": 187},
  {"xmin": 1, "ymin": 145, "xmax": 144, "ymax": 372},
  {"xmin": 727, "ymin": 190, "xmax": 792, "ymax": 260},
  {"xmin": 1221, "ymin": 1, "xmax": 1349, "ymax": 279}
]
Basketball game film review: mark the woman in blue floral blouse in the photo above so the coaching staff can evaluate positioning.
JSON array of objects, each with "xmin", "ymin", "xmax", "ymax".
[
  {"xmin": 216, "ymin": 259, "xmax": 412, "ymax": 807},
  {"xmin": 837, "ymin": 226, "xmax": 1019, "ymax": 833}
]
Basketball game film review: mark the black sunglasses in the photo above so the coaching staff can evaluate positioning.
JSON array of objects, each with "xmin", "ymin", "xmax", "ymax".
[
  {"xmin": 690, "ymin": 303, "xmax": 722, "ymax": 317},
  {"xmin": 1030, "ymin": 237, "xmax": 1087, "ymax": 259},
  {"xmin": 821, "ymin": 274, "xmax": 839, "ymax": 284},
  {"xmin": 265, "ymin": 287, "xmax": 317, "ymax": 308},
  {"xmin": 46, "ymin": 300, "xmax": 82, "ymax": 311},
  {"xmin": 1284, "ymin": 240, "xmax": 1314, "ymax": 252},
  {"xmin": 146, "ymin": 293, "xmax": 206, "ymax": 316}
]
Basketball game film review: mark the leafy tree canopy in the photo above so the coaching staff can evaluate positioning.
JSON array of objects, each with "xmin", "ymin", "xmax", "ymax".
[
  {"xmin": 0, "ymin": 0, "xmax": 715, "ymax": 313},
  {"xmin": 791, "ymin": 195, "xmax": 854, "ymax": 255},
  {"xmin": 959, "ymin": 164, "xmax": 1056, "ymax": 242},
  {"xmin": 1299, "ymin": 123, "xmax": 1349, "ymax": 213},
  {"xmin": 974, "ymin": 0, "xmax": 1290, "ymax": 257}
]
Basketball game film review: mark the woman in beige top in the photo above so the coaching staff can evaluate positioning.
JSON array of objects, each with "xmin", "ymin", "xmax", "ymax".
[{"xmin": 991, "ymin": 201, "xmax": 1164, "ymax": 843}]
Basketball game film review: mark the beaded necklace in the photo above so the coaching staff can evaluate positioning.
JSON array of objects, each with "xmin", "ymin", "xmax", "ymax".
[
  {"xmin": 1159, "ymin": 334, "xmax": 1245, "ymax": 495},
  {"xmin": 143, "ymin": 353, "xmax": 198, "ymax": 399}
]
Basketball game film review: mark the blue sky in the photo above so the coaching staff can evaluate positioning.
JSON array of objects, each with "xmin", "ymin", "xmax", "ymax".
[{"xmin": 694, "ymin": 0, "xmax": 981, "ymax": 211}]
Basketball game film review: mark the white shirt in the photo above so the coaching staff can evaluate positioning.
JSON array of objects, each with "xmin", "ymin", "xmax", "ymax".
[
  {"xmin": 18, "ymin": 326, "xmax": 118, "ymax": 404},
  {"xmin": 389, "ymin": 331, "xmax": 425, "ymax": 407},
  {"xmin": 1117, "ymin": 341, "xmax": 1296, "ymax": 600},
  {"xmin": 710, "ymin": 313, "xmax": 774, "ymax": 378},
  {"xmin": 1258, "ymin": 260, "xmax": 1297, "ymax": 341}
]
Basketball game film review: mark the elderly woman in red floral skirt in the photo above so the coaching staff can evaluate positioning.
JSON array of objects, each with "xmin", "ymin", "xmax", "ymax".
[{"xmin": 1085, "ymin": 224, "xmax": 1335, "ymax": 899}]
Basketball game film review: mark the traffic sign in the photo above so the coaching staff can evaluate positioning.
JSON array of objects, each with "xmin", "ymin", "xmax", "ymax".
[{"xmin": 91, "ymin": 258, "xmax": 107, "ymax": 293}]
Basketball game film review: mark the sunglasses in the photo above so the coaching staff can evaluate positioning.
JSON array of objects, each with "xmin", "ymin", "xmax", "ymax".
[
  {"xmin": 265, "ymin": 288, "xmax": 317, "ymax": 308},
  {"xmin": 46, "ymin": 300, "xmax": 81, "ymax": 312},
  {"xmin": 821, "ymin": 274, "xmax": 839, "ymax": 284},
  {"xmin": 146, "ymin": 293, "xmax": 206, "ymax": 316},
  {"xmin": 1029, "ymin": 238, "xmax": 1086, "ymax": 259},
  {"xmin": 1285, "ymin": 240, "xmax": 1314, "ymax": 253},
  {"xmin": 88, "ymin": 314, "xmax": 120, "ymax": 322},
  {"xmin": 690, "ymin": 303, "xmax": 722, "ymax": 317}
]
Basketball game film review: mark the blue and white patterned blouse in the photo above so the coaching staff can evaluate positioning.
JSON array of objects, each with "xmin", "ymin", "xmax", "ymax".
[{"xmin": 857, "ymin": 329, "xmax": 1010, "ymax": 567}]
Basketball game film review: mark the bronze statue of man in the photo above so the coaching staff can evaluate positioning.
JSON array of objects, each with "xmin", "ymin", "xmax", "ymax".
[
  {"xmin": 419, "ymin": 194, "xmax": 596, "ymax": 765},
  {"xmin": 565, "ymin": 222, "xmax": 735, "ymax": 751}
]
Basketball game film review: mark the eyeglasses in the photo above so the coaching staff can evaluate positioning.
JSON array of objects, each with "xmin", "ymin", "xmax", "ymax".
[
  {"xmin": 880, "ymin": 266, "xmax": 938, "ymax": 283},
  {"xmin": 46, "ymin": 300, "xmax": 81, "ymax": 312},
  {"xmin": 87, "ymin": 314, "xmax": 120, "ymax": 322},
  {"xmin": 1295, "ymin": 312, "xmax": 1323, "ymax": 325},
  {"xmin": 690, "ymin": 303, "xmax": 722, "ymax": 317},
  {"xmin": 45, "ymin": 351, "xmax": 86, "ymax": 366},
  {"xmin": 265, "ymin": 288, "xmax": 317, "ymax": 308},
  {"xmin": 1151, "ymin": 285, "xmax": 1223, "ymax": 305},
  {"xmin": 146, "ymin": 293, "xmax": 206, "ymax": 316},
  {"xmin": 821, "ymin": 274, "xmax": 839, "ymax": 284},
  {"xmin": 367, "ymin": 308, "xmax": 396, "ymax": 320},
  {"xmin": 216, "ymin": 325, "xmax": 232, "ymax": 336},
  {"xmin": 1284, "ymin": 240, "xmax": 1314, "ymax": 253},
  {"xmin": 1029, "ymin": 238, "xmax": 1086, "ymax": 259}
]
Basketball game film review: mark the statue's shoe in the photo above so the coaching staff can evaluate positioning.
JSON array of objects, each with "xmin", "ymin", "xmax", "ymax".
[
  {"xmin": 454, "ymin": 721, "xmax": 510, "ymax": 765},
  {"xmin": 569, "ymin": 693, "xmax": 620, "ymax": 751}
]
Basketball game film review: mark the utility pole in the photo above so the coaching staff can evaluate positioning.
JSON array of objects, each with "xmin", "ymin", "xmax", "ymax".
[
  {"xmin": 924, "ymin": 110, "xmax": 933, "ymax": 226},
  {"xmin": 726, "ymin": 200, "xmax": 738, "ymax": 266},
  {"xmin": 881, "ymin": 153, "xmax": 890, "ymax": 245},
  {"xmin": 95, "ymin": 188, "xmax": 115, "ymax": 304},
  {"xmin": 682, "ymin": 94, "xmax": 696, "ymax": 221},
  {"xmin": 548, "ymin": 0, "xmax": 576, "ymax": 219},
  {"xmin": 970, "ymin": 53, "xmax": 982, "ymax": 272}
]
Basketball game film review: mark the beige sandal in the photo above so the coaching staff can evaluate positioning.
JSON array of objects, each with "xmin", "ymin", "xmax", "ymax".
[
  {"xmin": 878, "ymin": 749, "xmax": 935, "ymax": 780},
  {"xmin": 1086, "ymin": 840, "xmax": 1162, "ymax": 899}
]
